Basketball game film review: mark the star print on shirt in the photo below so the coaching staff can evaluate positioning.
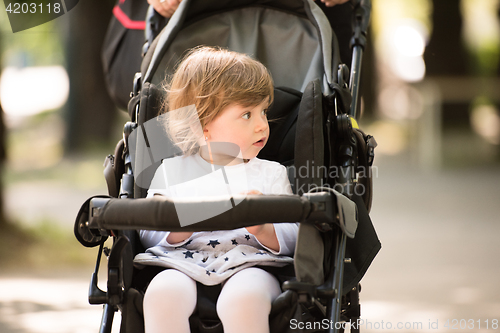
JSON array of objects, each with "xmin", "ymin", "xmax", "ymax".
[
  {"xmin": 207, "ymin": 240, "xmax": 220, "ymax": 248},
  {"xmin": 183, "ymin": 250, "xmax": 194, "ymax": 259},
  {"xmin": 245, "ymin": 234, "xmax": 251, "ymax": 241},
  {"xmin": 224, "ymin": 257, "xmax": 229, "ymax": 261},
  {"xmin": 231, "ymin": 239, "xmax": 238, "ymax": 245}
]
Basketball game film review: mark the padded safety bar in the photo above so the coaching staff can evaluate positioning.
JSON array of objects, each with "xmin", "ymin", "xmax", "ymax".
[{"xmin": 86, "ymin": 192, "xmax": 357, "ymax": 236}]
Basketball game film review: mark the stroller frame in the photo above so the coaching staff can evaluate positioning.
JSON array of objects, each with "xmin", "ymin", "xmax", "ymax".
[{"xmin": 75, "ymin": 0, "xmax": 378, "ymax": 332}]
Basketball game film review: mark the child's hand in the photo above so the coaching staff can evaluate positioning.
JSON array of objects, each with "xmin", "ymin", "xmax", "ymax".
[
  {"xmin": 241, "ymin": 190, "xmax": 265, "ymax": 236},
  {"xmin": 240, "ymin": 190, "xmax": 279, "ymax": 251},
  {"xmin": 241, "ymin": 190, "xmax": 262, "ymax": 195}
]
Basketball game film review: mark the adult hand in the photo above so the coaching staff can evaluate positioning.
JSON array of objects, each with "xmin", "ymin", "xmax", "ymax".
[
  {"xmin": 315, "ymin": 0, "xmax": 350, "ymax": 7},
  {"xmin": 147, "ymin": 0, "xmax": 182, "ymax": 18}
]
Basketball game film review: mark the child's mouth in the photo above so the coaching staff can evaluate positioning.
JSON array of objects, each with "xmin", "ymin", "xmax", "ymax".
[{"xmin": 253, "ymin": 137, "xmax": 266, "ymax": 147}]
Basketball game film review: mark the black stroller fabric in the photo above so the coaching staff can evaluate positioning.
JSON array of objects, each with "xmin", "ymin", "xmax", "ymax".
[
  {"xmin": 101, "ymin": 0, "xmax": 355, "ymax": 111},
  {"xmin": 102, "ymin": 0, "xmax": 150, "ymax": 110}
]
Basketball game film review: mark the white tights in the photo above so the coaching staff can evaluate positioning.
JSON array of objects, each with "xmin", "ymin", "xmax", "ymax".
[{"xmin": 143, "ymin": 267, "xmax": 281, "ymax": 333}]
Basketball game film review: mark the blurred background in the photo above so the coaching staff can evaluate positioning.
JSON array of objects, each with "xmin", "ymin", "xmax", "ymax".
[{"xmin": 0, "ymin": 0, "xmax": 499, "ymax": 332}]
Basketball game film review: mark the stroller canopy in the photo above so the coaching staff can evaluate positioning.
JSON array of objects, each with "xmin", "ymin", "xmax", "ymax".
[{"xmin": 142, "ymin": 0, "xmax": 340, "ymax": 94}]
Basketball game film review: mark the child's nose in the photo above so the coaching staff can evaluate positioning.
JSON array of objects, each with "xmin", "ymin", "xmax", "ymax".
[{"xmin": 255, "ymin": 115, "xmax": 268, "ymax": 132}]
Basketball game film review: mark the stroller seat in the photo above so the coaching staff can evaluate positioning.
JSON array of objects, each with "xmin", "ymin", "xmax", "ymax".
[{"xmin": 74, "ymin": 1, "xmax": 380, "ymax": 332}]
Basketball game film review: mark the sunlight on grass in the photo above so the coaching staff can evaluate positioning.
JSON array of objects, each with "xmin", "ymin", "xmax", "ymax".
[{"xmin": 0, "ymin": 220, "xmax": 97, "ymax": 271}]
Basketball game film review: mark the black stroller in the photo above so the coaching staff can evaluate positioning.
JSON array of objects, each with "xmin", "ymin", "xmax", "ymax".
[{"xmin": 75, "ymin": 0, "xmax": 380, "ymax": 332}]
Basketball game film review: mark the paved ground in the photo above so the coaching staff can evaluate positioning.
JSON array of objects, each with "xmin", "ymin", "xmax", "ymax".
[
  {"xmin": 360, "ymin": 159, "xmax": 500, "ymax": 332},
  {"xmin": 0, "ymin": 274, "xmax": 114, "ymax": 333},
  {"xmin": 1, "ymin": 157, "xmax": 499, "ymax": 333}
]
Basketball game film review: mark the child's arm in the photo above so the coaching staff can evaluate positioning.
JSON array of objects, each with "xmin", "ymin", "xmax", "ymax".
[
  {"xmin": 142, "ymin": 160, "xmax": 195, "ymax": 247},
  {"xmin": 166, "ymin": 232, "xmax": 193, "ymax": 244},
  {"xmin": 246, "ymin": 224, "xmax": 279, "ymax": 252}
]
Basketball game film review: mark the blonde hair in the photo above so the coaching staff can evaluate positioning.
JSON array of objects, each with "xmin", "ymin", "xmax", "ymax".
[{"xmin": 161, "ymin": 46, "xmax": 274, "ymax": 155}]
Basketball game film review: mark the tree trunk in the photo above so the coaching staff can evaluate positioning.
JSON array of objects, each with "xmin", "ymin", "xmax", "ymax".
[
  {"xmin": 64, "ymin": 0, "xmax": 117, "ymax": 152},
  {"xmin": 0, "ymin": 106, "xmax": 6, "ymax": 228},
  {"xmin": 0, "ymin": 28, "xmax": 6, "ymax": 227},
  {"xmin": 424, "ymin": 0, "xmax": 471, "ymax": 126},
  {"xmin": 424, "ymin": 0, "xmax": 470, "ymax": 76}
]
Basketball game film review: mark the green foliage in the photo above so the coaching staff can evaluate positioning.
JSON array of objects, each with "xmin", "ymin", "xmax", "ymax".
[
  {"xmin": 469, "ymin": 41, "xmax": 500, "ymax": 76},
  {"xmin": 0, "ymin": 5, "xmax": 65, "ymax": 67}
]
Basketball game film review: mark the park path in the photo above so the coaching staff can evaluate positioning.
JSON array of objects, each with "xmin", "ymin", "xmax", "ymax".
[{"xmin": 1, "ymin": 159, "xmax": 500, "ymax": 332}]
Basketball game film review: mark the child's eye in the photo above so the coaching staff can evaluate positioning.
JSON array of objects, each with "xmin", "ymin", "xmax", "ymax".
[
  {"xmin": 262, "ymin": 108, "xmax": 268, "ymax": 116},
  {"xmin": 242, "ymin": 112, "xmax": 251, "ymax": 120}
]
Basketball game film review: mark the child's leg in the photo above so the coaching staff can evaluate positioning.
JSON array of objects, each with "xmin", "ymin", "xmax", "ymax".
[
  {"xmin": 216, "ymin": 267, "xmax": 281, "ymax": 333},
  {"xmin": 143, "ymin": 269, "xmax": 197, "ymax": 333}
]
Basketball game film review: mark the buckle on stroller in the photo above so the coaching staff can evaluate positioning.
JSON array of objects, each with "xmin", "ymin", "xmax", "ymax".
[{"xmin": 282, "ymin": 280, "xmax": 322, "ymax": 304}]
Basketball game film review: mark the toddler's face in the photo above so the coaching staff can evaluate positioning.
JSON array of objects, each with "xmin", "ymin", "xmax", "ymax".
[{"xmin": 203, "ymin": 99, "xmax": 270, "ymax": 163}]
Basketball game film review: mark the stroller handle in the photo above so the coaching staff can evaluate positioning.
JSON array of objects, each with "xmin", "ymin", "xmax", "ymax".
[
  {"xmin": 84, "ymin": 192, "xmax": 357, "ymax": 236},
  {"xmin": 350, "ymin": 0, "xmax": 371, "ymax": 41}
]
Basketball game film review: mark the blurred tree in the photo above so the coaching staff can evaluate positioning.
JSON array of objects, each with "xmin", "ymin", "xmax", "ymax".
[
  {"xmin": 0, "ymin": 32, "xmax": 6, "ymax": 228},
  {"xmin": 424, "ymin": 0, "xmax": 469, "ymax": 76},
  {"xmin": 0, "ymin": 112, "xmax": 5, "ymax": 229},
  {"xmin": 64, "ymin": 0, "xmax": 117, "ymax": 152},
  {"xmin": 498, "ymin": 3, "xmax": 500, "ymax": 77},
  {"xmin": 424, "ymin": 0, "xmax": 471, "ymax": 127}
]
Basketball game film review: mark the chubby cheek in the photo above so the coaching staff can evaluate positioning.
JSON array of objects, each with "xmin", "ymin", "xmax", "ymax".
[{"xmin": 236, "ymin": 138, "xmax": 252, "ymax": 151}]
